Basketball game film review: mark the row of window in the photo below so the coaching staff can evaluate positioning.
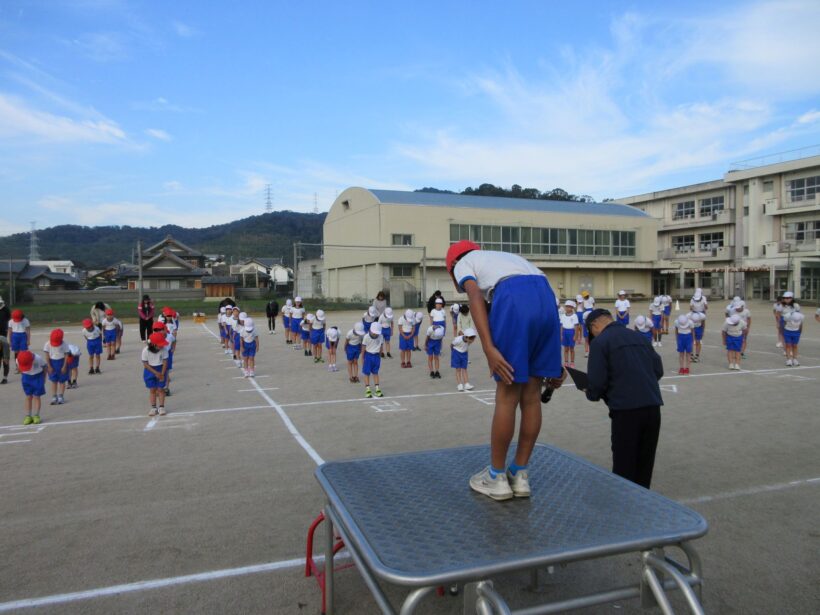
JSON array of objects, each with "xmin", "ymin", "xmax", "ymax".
[
  {"xmin": 449, "ymin": 224, "xmax": 637, "ymax": 257},
  {"xmin": 672, "ymin": 196, "xmax": 725, "ymax": 220},
  {"xmin": 787, "ymin": 175, "xmax": 819, "ymax": 202},
  {"xmin": 784, "ymin": 220, "xmax": 820, "ymax": 242},
  {"xmin": 671, "ymin": 232, "xmax": 725, "ymax": 253}
]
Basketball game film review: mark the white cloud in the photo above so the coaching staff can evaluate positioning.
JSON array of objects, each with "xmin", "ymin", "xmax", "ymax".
[
  {"xmin": 163, "ymin": 180, "xmax": 183, "ymax": 191},
  {"xmin": 130, "ymin": 97, "xmax": 201, "ymax": 113},
  {"xmin": 172, "ymin": 21, "xmax": 198, "ymax": 38},
  {"xmin": 797, "ymin": 110, "xmax": 820, "ymax": 125},
  {"xmin": 0, "ymin": 94, "xmax": 126, "ymax": 143},
  {"xmin": 145, "ymin": 128, "xmax": 171, "ymax": 141},
  {"xmin": 68, "ymin": 32, "xmax": 128, "ymax": 62}
]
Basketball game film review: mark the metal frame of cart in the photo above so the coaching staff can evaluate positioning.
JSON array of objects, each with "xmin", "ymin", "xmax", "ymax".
[{"xmin": 315, "ymin": 444, "xmax": 708, "ymax": 614}]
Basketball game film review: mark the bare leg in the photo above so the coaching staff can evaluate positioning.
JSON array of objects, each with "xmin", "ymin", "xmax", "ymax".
[
  {"xmin": 514, "ymin": 377, "xmax": 543, "ymax": 466},
  {"xmin": 490, "ymin": 382, "xmax": 523, "ymax": 469}
]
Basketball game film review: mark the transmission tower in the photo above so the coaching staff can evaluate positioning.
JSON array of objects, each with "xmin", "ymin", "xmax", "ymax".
[
  {"xmin": 265, "ymin": 184, "xmax": 273, "ymax": 213},
  {"xmin": 29, "ymin": 221, "xmax": 40, "ymax": 260},
  {"xmin": 313, "ymin": 192, "xmax": 319, "ymax": 214}
]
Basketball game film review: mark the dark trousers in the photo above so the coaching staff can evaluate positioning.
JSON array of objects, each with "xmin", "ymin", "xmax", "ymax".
[
  {"xmin": 609, "ymin": 406, "xmax": 661, "ymax": 489},
  {"xmin": 268, "ymin": 315, "xmax": 276, "ymax": 331},
  {"xmin": 139, "ymin": 318, "xmax": 153, "ymax": 342}
]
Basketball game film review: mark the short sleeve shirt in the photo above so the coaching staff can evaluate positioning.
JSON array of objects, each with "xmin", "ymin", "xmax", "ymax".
[
  {"xmin": 10, "ymin": 318, "xmax": 30, "ymax": 333},
  {"xmin": 363, "ymin": 333, "xmax": 383, "ymax": 354},
  {"xmin": 21, "ymin": 354, "xmax": 47, "ymax": 375},
  {"xmin": 451, "ymin": 335, "xmax": 470, "ymax": 353},
  {"xmin": 722, "ymin": 321, "xmax": 746, "ymax": 336},
  {"xmin": 615, "ymin": 299, "xmax": 631, "ymax": 313},
  {"xmin": 82, "ymin": 326, "xmax": 101, "ymax": 340},
  {"xmin": 43, "ymin": 342, "xmax": 69, "ymax": 360},
  {"xmin": 453, "ymin": 250, "xmax": 544, "ymax": 301},
  {"xmin": 101, "ymin": 318, "xmax": 122, "ymax": 331},
  {"xmin": 141, "ymin": 346, "xmax": 166, "ymax": 367},
  {"xmin": 345, "ymin": 330, "xmax": 362, "ymax": 346},
  {"xmin": 560, "ymin": 313, "xmax": 579, "ymax": 330}
]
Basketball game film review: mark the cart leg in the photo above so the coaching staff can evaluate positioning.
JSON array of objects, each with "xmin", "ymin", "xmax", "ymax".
[{"xmin": 324, "ymin": 505, "xmax": 334, "ymax": 615}]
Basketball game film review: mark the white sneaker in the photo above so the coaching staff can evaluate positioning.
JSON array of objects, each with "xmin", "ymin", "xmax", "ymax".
[
  {"xmin": 224, "ymin": 349, "xmax": 231, "ymax": 355},
  {"xmin": 243, "ymin": 369, "xmax": 249, "ymax": 378},
  {"xmin": 457, "ymin": 384, "xmax": 464, "ymax": 391},
  {"xmin": 158, "ymin": 407, "xmax": 167, "ymax": 416},
  {"xmin": 652, "ymin": 341, "xmax": 657, "ymax": 347},
  {"xmin": 235, "ymin": 359, "xmax": 242, "ymax": 367},
  {"xmin": 657, "ymin": 341, "xmax": 662, "ymax": 347},
  {"xmin": 793, "ymin": 359, "xmax": 800, "ymax": 366},
  {"xmin": 776, "ymin": 342, "xmax": 783, "ymax": 348},
  {"xmin": 469, "ymin": 467, "xmax": 513, "ymax": 501},
  {"xmin": 148, "ymin": 408, "xmax": 158, "ymax": 416},
  {"xmin": 249, "ymin": 370, "xmax": 255, "ymax": 377},
  {"xmin": 506, "ymin": 469, "xmax": 531, "ymax": 498},
  {"xmin": 786, "ymin": 359, "xmax": 793, "ymax": 366},
  {"xmin": 464, "ymin": 382, "xmax": 474, "ymax": 390}
]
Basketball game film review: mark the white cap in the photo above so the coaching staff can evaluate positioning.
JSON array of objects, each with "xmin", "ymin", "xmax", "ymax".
[
  {"xmin": 733, "ymin": 296, "xmax": 741, "ymax": 303},
  {"xmin": 618, "ymin": 290, "xmax": 626, "ymax": 296},
  {"xmin": 306, "ymin": 313, "xmax": 315, "ymax": 322},
  {"xmin": 316, "ymin": 309, "xmax": 325, "ymax": 320},
  {"xmin": 384, "ymin": 307, "xmax": 393, "ymax": 318},
  {"xmin": 783, "ymin": 291, "xmax": 794, "ymax": 298},
  {"xmin": 326, "ymin": 327, "xmax": 339, "ymax": 341},
  {"xmin": 435, "ymin": 297, "xmax": 444, "ymax": 304},
  {"xmin": 219, "ymin": 306, "xmax": 226, "ymax": 313},
  {"xmin": 369, "ymin": 322, "xmax": 381, "ymax": 335},
  {"xmin": 634, "ymin": 314, "xmax": 646, "ymax": 327},
  {"xmin": 575, "ymin": 294, "xmax": 583, "ymax": 302},
  {"xmin": 353, "ymin": 322, "xmax": 365, "ymax": 336},
  {"xmin": 244, "ymin": 317, "xmax": 255, "ymax": 330},
  {"xmin": 727, "ymin": 314, "xmax": 741, "ymax": 325},
  {"xmin": 239, "ymin": 311, "xmax": 247, "ymax": 320},
  {"xmin": 404, "ymin": 309, "xmax": 415, "ymax": 321},
  {"xmin": 565, "ymin": 300, "xmax": 576, "ymax": 308},
  {"xmin": 368, "ymin": 306, "xmax": 378, "ymax": 317},
  {"xmin": 463, "ymin": 327, "xmax": 476, "ymax": 337},
  {"xmin": 693, "ymin": 290, "xmax": 702, "ymax": 300},
  {"xmin": 451, "ymin": 303, "xmax": 460, "ymax": 312},
  {"xmin": 414, "ymin": 312, "xmax": 424, "ymax": 323},
  {"xmin": 676, "ymin": 314, "xmax": 689, "ymax": 327},
  {"xmin": 68, "ymin": 344, "xmax": 80, "ymax": 355},
  {"xmin": 285, "ymin": 299, "xmax": 293, "ymax": 307},
  {"xmin": 690, "ymin": 312, "xmax": 703, "ymax": 323},
  {"xmin": 653, "ymin": 297, "xmax": 661, "ymax": 305},
  {"xmin": 428, "ymin": 325, "xmax": 445, "ymax": 340},
  {"xmin": 295, "ymin": 296, "xmax": 302, "ymax": 303}
]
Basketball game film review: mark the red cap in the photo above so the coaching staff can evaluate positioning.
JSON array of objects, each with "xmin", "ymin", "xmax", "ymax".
[
  {"xmin": 50, "ymin": 328, "xmax": 64, "ymax": 345},
  {"xmin": 11, "ymin": 309, "xmax": 23, "ymax": 322},
  {"xmin": 446, "ymin": 240, "xmax": 480, "ymax": 273},
  {"xmin": 148, "ymin": 332, "xmax": 168, "ymax": 347},
  {"xmin": 16, "ymin": 350, "xmax": 34, "ymax": 372},
  {"xmin": 163, "ymin": 306, "xmax": 174, "ymax": 315},
  {"xmin": 105, "ymin": 308, "xmax": 114, "ymax": 316},
  {"xmin": 152, "ymin": 321, "xmax": 167, "ymax": 331},
  {"xmin": 82, "ymin": 318, "xmax": 93, "ymax": 328}
]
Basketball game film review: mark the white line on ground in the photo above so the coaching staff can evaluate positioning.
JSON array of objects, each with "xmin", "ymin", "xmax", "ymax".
[
  {"xmin": 143, "ymin": 418, "xmax": 158, "ymax": 432},
  {"xmin": 664, "ymin": 364, "xmax": 820, "ymax": 380},
  {"xmin": 2, "ymin": 474, "xmax": 817, "ymax": 612},
  {"xmin": 0, "ymin": 439, "xmax": 31, "ymax": 446},
  {"xmin": 700, "ymin": 343, "xmax": 819, "ymax": 360},
  {"xmin": 281, "ymin": 388, "xmax": 497, "ymax": 408},
  {"xmin": 231, "ymin": 374, "xmax": 269, "ymax": 379},
  {"xmin": 237, "ymin": 387, "xmax": 280, "ymax": 392}
]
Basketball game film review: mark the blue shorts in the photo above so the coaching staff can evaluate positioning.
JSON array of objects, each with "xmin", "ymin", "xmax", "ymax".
[
  {"xmin": 725, "ymin": 335, "xmax": 743, "ymax": 352},
  {"xmin": 86, "ymin": 338, "xmax": 103, "ymax": 356},
  {"xmin": 426, "ymin": 339, "xmax": 442, "ymax": 356},
  {"xmin": 652, "ymin": 314, "xmax": 662, "ymax": 330},
  {"xmin": 103, "ymin": 329, "xmax": 117, "ymax": 344},
  {"xmin": 345, "ymin": 344, "xmax": 362, "ymax": 361},
  {"xmin": 616, "ymin": 312, "xmax": 629, "ymax": 325},
  {"xmin": 639, "ymin": 330, "xmax": 653, "ymax": 343},
  {"xmin": 450, "ymin": 349, "xmax": 468, "ymax": 369},
  {"xmin": 233, "ymin": 333, "xmax": 241, "ymax": 351},
  {"xmin": 664, "ymin": 305, "xmax": 672, "ymax": 316},
  {"xmin": 68, "ymin": 355, "xmax": 79, "ymax": 369},
  {"xmin": 143, "ymin": 367, "xmax": 166, "ymax": 389},
  {"xmin": 310, "ymin": 329, "xmax": 325, "ymax": 345},
  {"xmin": 166, "ymin": 350, "xmax": 174, "ymax": 371},
  {"xmin": 694, "ymin": 326, "xmax": 704, "ymax": 341},
  {"xmin": 10, "ymin": 331, "xmax": 28, "ymax": 352},
  {"xmin": 300, "ymin": 329, "xmax": 310, "ymax": 341},
  {"xmin": 21, "ymin": 371, "xmax": 46, "ymax": 397},
  {"xmin": 676, "ymin": 333, "xmax": 693, "ymax": 354},
  {"xmin": 220, "ymin": 327, "xmax": 228, "ymax": 339},
  {"xmin": 399, "ymin": 335, "xmax": 414, "ymax": 351},
  {"xmin": 381, "ymin": 327, "xmax": 392, "ymax": 341},
  {"xmin": 414, "ymin": 323, "xmax": 421, "ymax": 337},
  {"xmin": 581, "ymin": 311, "xmax": 590, "ymax": 338},
  {"xmin": 489, "ymin": 275, "xmax": 561, "ymax": 383},
  {"xmin": 561, "ymin": 328, "xmax": 576, "ymax": 348},
  {"xmin": 283, "ymin": 316, "xmax": 291, "ymax": 328},
  {"xmin": 290, "ymin": 318, "xmax": 302, "ymax": 333},
  {"xmin": 362, "ymin": 352, "xmax": 381, "ymax": 375},
  {"xmin": 242, "ymin": 340, "xmax": 257, "ymax": 357},
  {"xmin": 47, "ymin": 358, "xmax": 69, "ymax": 383},
  {"xmin": 783, "ymin": 330, "xmax": 801, "ymax": 345}
]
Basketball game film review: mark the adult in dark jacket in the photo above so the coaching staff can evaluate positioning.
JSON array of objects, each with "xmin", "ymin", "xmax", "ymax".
[
  {"xmin": 426, "ymin": 290, "xmax": 445, "ymax": 314},
  {"xmin": 0, "ymin": 296, "xmax": 10, "ymax": 384},
  {"xmin": 265, "ymin": 299, "xmax": 280, "ymax": 334},
  {"xmin": 585, "ymin": 309, "xmax": 664, "ymax": 489},
  {"xmin": 137, "ymin": 295, "xmax": 155, "ymax": 342}
]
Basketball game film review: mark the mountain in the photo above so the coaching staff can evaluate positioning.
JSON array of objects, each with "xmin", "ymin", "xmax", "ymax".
[{"xmin": 0, "ymin": 211, "xmax": 325, "ymax": 269}]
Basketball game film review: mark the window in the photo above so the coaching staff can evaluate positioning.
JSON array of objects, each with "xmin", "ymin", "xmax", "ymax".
[
  {"xmin": 762, "ymin": 180, "xmax": 773, "ymax": 193},
  {"xmin": 743, "ymin": 206, "xmax": 749, "ymax": 217},
  {"xmin": 787, "ymin": 175, "xmax": 820, "ymax": 202},
  {"xmin": 612, "ymin": 231, "xmax": 636, "ymax": 256},
  {"xmin": 672, "ymin": 235, "xmax": 695, "ymax": 253},
  {"xmin": 743, "ymin": 246, "xmax": 749, "ymax": 256},
  {"xmin": 699, "ymin": 196, "xmax": 724, "ymax": 216},
  {"xmin": 391, "ymin": 234, "xmax": 413, "ymax": 246},
  {"xmin": 342, "ymin": 200, "xmax": 350, "ymax": 211},
  {"xmin": 391, "ymin": 265, "xmax": 413, "ymax": 278},
  {"xmin": 673, "ymin": 201, "xmax": 695, "ymax": 220},
  {"xmin": 785, "ymin": 221, "xmax": 820, "ymax": 242},
  {"xmin": 699, "ymin": 232, "xmax": 724, "ymax": 252}
]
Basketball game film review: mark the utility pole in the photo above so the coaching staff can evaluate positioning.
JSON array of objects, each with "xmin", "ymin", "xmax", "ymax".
[
  {"xmin": 137, "ymin": 240, "xmax": 144, "ymax": 298},
  {"xmin": 7, "ymin": 255, "xmax": 14, "ymax": 305},
  {"xmin": 265, "ymin": 184, "xmax": 273, "ymax": 213}
]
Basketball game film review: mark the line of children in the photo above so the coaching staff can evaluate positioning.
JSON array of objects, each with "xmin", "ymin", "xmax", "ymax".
[
  {"xmin": 560, "ymin": 300, "xmax": 581, "ymax": 368},
  {"xmin": 450, "ymin": 327, "xmax": 476, "ymax": 391},
  {"xmin": 425, "ymin": 324, "xmax": 445, "ymax": 379}
]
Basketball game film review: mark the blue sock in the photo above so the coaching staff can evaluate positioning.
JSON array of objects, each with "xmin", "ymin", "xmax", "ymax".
[
  {"xmin": 488, "ymin": 466, "xmax": 505, "ymax": 479},
  {"xmin": 508, "ymin": 463, "xmax": 528, "ymax": 476}
]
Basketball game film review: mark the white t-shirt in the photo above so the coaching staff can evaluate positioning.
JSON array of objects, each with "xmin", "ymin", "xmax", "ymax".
[
  {"xmin": 660, "ymin": 295, "xmax": 671, "ymax": 307},
  {"xmin": 101, "ymin": 317, "xmax": 122, "ymax": 331},
  {"xmin": 68, "ymin": 344, "xmax": 81, "ymax": 357},
  {"xmin": 784, "ymin": 313, "xmax": 804, "ymax": 332},
  {"xmin": 378, "ymin": 313, "xmax": 393, "ymax": 328},
  {"xmin": 363, "ymin": 333, "xmax": 383, "ymax": 354},
  {"xmin": 615, "ymin": 299, "xmax": 631, "ymax": 313},
  {"xmin": 451, "ymin": 335, "xmax": 470, "ymax": 353},
  {"xmin": 773, "ymin": 303, "xmax": 783, "ymax": 314},
  {"xmin": 722, "ymin": 320, "xmax": 746, "ymax": 337},
  {"xmin": 241, "ymin": 328, "xmax": 258, "ymax": 343},
  {"xmin": 781, "ymin": 303, "xmax": 800, "ymax": 319},
  {"xmin": 82, "ymin": 326, "xmax": 101, "ymax": 340},
  {"xmin": 675, "ymin": 319, "xmax": 693, "ymax": 335},
  {"xmin": 9, "ymin": 318, "xmax": 30, "ymax": 333},
  {"xmin": 453, "ymin": 250, "xmax": 544, "ymax": 301},
  {"xmin": 165, "ymin": 332, "xmax": 176, "ymax": 348},
  {"xmin": 326, "ymin": 328, "xmax": 339, "ymax": 342},
  {"xmin": 345, "ymin": 329, "xmax": 363, "ymax": 346},
  {"xmin": 141, "ymin": 346, "xmax": 166, "ymax": 367},
  {"xmin": 301, "ymin": 320, "xmax": 311, "ymax": 332},
  {"xmin": 560, "ymin": 312, "xmax": 579, "ymax": 330},
  {"xmin": 43, "ymin": 341, "xmax": 69, "ymax": 360},
  {"xmin": 690, "ymin": 297, "xmax": 708, "ymax": 313},
  {"xmin": 426, "ymin": 326, "xmax": 445, "ymax": 340},
  {"xmin": 232, "ymin": 319, "xmax": 243, "ymax": 334},
  {"xmin": 362, "ymin": 311, "xmax": 376, "ymax": 324},
  {"xmin": 311, "ymin": 319, "xmax": 325, "ymax": 330},
  {"xmin": 582, "ymin": 297, "xmax": 595, "ymax": 310},
  {"xmin": 397, "ymin": 316, "xmax": 414, "ymax": 334},
  {"xmin": 290, "ymin": 307, "xmax": 305, "ymax": 320},
  {"xmin": 686, "ymin": 312, "xmax": 703, "ymax": 329},
  {"xmin": 429, "ymin": 308, "xmax": 446, "ymax": 323},
  {"xmin": 282, "ymin": 306, "xmax": 291, "ymax": 317},
  {"xmin": 20, "ymin": 354, "xmax": 47, "ymax": 376},
  {"xmin": 649, "ymin": 302, "xmax": 664, "ymax": 316}
]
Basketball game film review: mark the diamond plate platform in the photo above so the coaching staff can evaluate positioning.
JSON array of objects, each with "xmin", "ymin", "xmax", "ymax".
[{"xmin": 316, "ymin": 444, "xmax": 707, "ymax": 586}]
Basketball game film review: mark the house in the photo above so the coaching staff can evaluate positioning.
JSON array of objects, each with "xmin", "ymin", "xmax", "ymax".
[
  {"xmin": 231, "ymin": 258, "xmax": 293, "ymax": 289},
  {"xmin": 121, "ymin": 248, "xmax": 208, "ymax": 290},
  {"xmin": 88, "ymin": 262, "xmax": 136, "ymax": 287},
  {"xmin": 201, "ymin": 275, "xmax": 239, "ymax": 298},
  {"xmin": 29, "ymin": 260, "xmax": 78, "ymax": 277},
  {"xmin": 143, "ymin": 235, "xmax": 206, "ymax": 268},
  {"xmin": 18, "ymin": 265, "xmax": 81, "ymax": 290}
]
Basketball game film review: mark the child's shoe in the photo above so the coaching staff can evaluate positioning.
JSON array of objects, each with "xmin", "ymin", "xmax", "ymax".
[
  {"xmin": 406, "ymin": 362, "xmax": 412, "ymax": 368},
  {"xmin": 243, "ymin": 369, "xmax": 249, "ymax": 378},
  {"xmin": 165, "ymin": 388, "xmax": 172, "ymax": 397},
  {"xmin": 786, "ymin": 359, "xmax": 793, "ymax": 367},
  {"xmin": 250, "ymin": 370, "xmax": 255, "ymax": 377},
  {"xmin": 430, "ymin": 371, "xmax": 436, "ymax": 379},
  {"xmin": 158, "ymin": 407, "xmax": 167, "ymax": 416},
  {"xmin": 95, "ymin": 367, "xmax": 101, "ymax": 374},
  {"xmin": 374, "ymin": 387, "xmax": 383, "ymax": 398},
  {"xmin": 469, "ymin": 467, "xmax": 513, "ymax": 501},
  {"xmin": 457, "ymin": 383, "xmax": 464, "ymax": 392},
  {"xmin": 569, "ymin": 362, "xmax": 575, "ymax": 369},
  {"xmin": 23, "ymin": 415, "xmax": 33, "ymax": 425},
  {"xmin": 57, "ymin": 395, "xmax": 64, "ymax": 404},
  {"xmin": 657, "ymin": 341, "xmax": 662, "ymax": 347},
  {"xmin": 49, "ymin": 396, "xmax": 58, "ymax": 405},
  {"xmin": 32, "ymin": 415, "xmax": 41, "ymax": 424},
  {"xmin": 435, "ymin": 371, "xmax": 441, "ymax": 379},
  {"xmin": 386, "ymin": 352, "xmax": 392, "ymax": 358},
  {"xmin": 364, "ymin": 387, "xmax": 372, "ymax": 399},
  {"xmin": 401, "ymin": 362, "xmax": 406, "ymax": 368},
  {"xmin": 0, "ymin": 378, "xmax": 6, "ymax": 384},
  {"xmin": 149, "ymin": 407, "xmax": 158, "ymax": 416},
  {"xmin": 776, "ymin": 341, "xmax": 783, "ymax": 348},
  {"xmin": 678, "ymin": 368, "xmax": 685, "ymax": 375},
  {"xmin": 506, "ymin": 469, "xmax": 531, "ymax": 498},
  {"xmin": 88, "ymin": 368, "xmax": 95, "ymax": 375},
  {"xmin": 793, "ymin": 359, "xmax": 800, "ymax": 366},
  {"xmin": 464, "ymin": 382, "xmax": 474, "ymax": 390}
]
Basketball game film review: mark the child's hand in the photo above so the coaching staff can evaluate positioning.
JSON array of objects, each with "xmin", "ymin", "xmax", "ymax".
[{"xmin": 486, "ymin": 345, "xmax": 514, "ymax": 384}]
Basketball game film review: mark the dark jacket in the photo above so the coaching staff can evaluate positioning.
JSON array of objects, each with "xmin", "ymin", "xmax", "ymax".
[
  {"xmin": 586, "ymin": 322, "xmax": 664, "ymax": 410},
  {"xmin": 0, "ymin": 305, "xmax": 10, "ymax": 337},
  {"xmin": 266, "ymin": 300, "xmax": 279, "ymax": 317}
]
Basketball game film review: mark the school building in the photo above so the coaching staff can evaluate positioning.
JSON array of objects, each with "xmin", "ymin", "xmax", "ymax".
[
  {"xmin": 617, "ymin": 151, "xmax": 820, "ymax": 301},
  {"xmin": 314, "ymin": 187, "xmax": 659, "ymax": 306}
]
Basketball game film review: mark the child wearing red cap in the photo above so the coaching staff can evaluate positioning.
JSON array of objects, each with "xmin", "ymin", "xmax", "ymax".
[
  {"xmin": 142, "ymin": 331, "xmax": 169, "ymax": 416},
  {"xmin": 43, "ymin": 328, "xmax": 70, "ymax": 405},
  {"xmin": 81, "ymin": 318, "xmax": 103, "ymax": 374},
  {"xmin": 101, "ymin": 309, "xmax": 122, "ymax": 361},
  {"xmin": 17, "ymin": 350, "xmax": 47, "ymax": 424},
  {"xmin": 152, "ymin": 320, "xmax": 176, "ymax": 396},
  {"xmin": 9, "ymin": 309, "xmax": 31, "ymax": 372},
  {"xmin": 447, "ymin": 240, "xmax": 563, "ymax": 501}
]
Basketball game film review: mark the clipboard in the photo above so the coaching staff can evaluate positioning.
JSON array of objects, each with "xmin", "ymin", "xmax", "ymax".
[{"xmin": 565, "ymin": 367, "xmax": 589, "ymax": 391}]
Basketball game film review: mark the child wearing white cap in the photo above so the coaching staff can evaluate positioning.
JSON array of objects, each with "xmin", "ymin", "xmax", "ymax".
[
  {"xmin": 688, "ymin": 312, "xmax": 705, "ymax": 361},
  {"xmin": 450, "ymin": 303, "xmax": 460, "ymax": 330},
  {"xmin": 661, "ymin": 294, "xmax": 672, "ymax": 334},
  {"xmin": 290, "ymin": 298, "xmax": 305, "ymax": 349},
  {"xmin": 301, "ymin": 314, "xmax": 313, "ymax": 357},
  {"xmin": 362, "ymin": 322, "xmax": 384, "ymax": 398},
  {"xmin": 674, "ymin": 314, "xmax": 694, "ymax": 375},
  {"xmin": 450, "ymin": 328, "xmax": 477, "ymax": 391},
  {"xmin": 633, "ymin": 315, "xmax": 654, "ymax": 344},
  {"xmin": 398, "ymin": 309, "xmax": 416, "ymax": 368},
  {"xmin": 311, "ymin": 309, "xmax": 327, "ymax": 363},
  {"xmin": 231, "ymin": 309, "xmax": 244, "ymax": 367},
  {"xmin": 614, "ymin": 291, "xmax": 631, "ymax": 326},
  {"xmin": 429, "ymin": 298, "xmax": 447, "ymax": 335},
  {"xmin": 217, "ymin": 306, "xmax": 228, "ymax": 352},
  {"xmin": 413, "ymin": 311, "xmax": 424, "ymax": 351},
  {"xmin": 241, "ymin": 317, "xmax": 259, "ymax": 378},
  {"xmin": 362, "ymin": 305, "xmax": 378, "ymax": 330},
  {"xmin": 729, "ymin": 299, "xmax": 751, "ymax": 357},
  {"xmin": 282, "ymin": 299, "xmax": 293, "ymax": 345},
  {"xmin": 690, "ymin": 288, "xmax": 708, "ymax": 315},
  {"xmin": 559, "ymin": 300, "xmax": 581, "ymax": 368},
  {"xmin": 425, "ymin": 325, "xmax": 445, "ymax": 379},
  {"xmin": 649, "ymin": 297, "xmax": 664, "ymax": 347},
  {"xmin": 344, "ymin": 322, "xmax": 365, "ymax": 383},
  {"xmin": 325, "ymin": 326, "xmax": 339, "ymax": 372},
  {"xmin": 722, "ymin": 314, "xmax": 746, "ymax": 370},
  {"xmin": 581, "ymin": 291, "xmax": 595, "ymax": 357},
  {"xmin": 783, "ymin": 310, "xmax": 804, "ymax": 366},
  {"xmin": 378, "ymin": 307, "xmax": 394, "ymax": 358}
]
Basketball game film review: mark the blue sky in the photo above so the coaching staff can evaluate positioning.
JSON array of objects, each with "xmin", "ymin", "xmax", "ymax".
[{"xmin": 1, "ymin": 0, "xmax": 819, "ymax": 235}]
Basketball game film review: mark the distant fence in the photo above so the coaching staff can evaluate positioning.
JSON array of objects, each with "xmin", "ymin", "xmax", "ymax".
[{"xmin": 25, "ymin": 289, "xmax": 206, "ymax": 304}]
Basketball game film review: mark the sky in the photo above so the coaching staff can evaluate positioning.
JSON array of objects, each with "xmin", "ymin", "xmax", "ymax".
[{"xmin": 1, "ymin": 0, "xmax": 819, "ymax": 235}]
